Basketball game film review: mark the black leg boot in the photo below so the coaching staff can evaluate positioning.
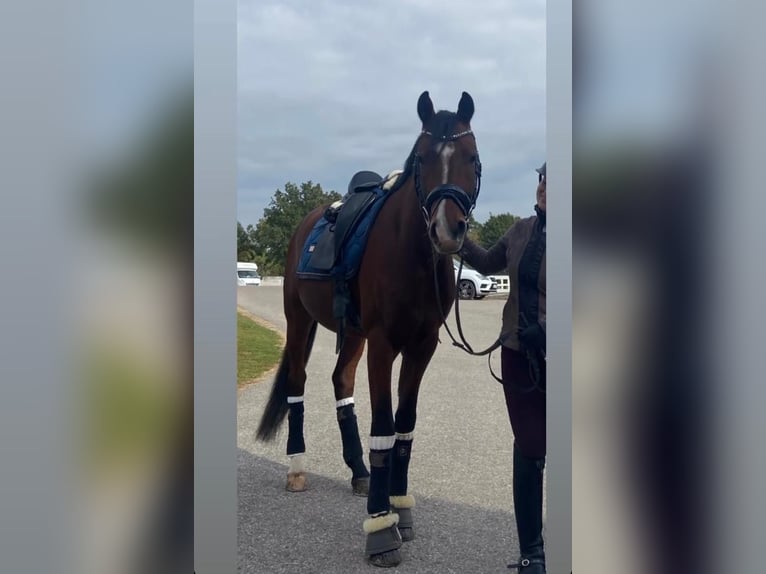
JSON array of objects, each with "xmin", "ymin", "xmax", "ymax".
[{"xmin": 508, "ymin": 443, "xmax": 546, "ymax": 573}]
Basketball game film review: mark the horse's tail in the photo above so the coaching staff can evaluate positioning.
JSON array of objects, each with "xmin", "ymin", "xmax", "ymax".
[{"xmin": 255, "ymin": 321, "xmax": 318, "ymax": 442}]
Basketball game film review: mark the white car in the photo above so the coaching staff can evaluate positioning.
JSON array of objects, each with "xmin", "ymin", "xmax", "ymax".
[
  {"xmin": 453, "ymin": 261, "xmax": 498, "ymax": 300},
  {"xmin": 237, "ymin": 262, "xmax": 261, "ymax": 286}
]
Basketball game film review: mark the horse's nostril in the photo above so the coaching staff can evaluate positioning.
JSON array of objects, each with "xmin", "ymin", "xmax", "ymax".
[
  {"xmin": 456, "ymin": 220, "xmax": 467, "ymax": 236},
  {"xmin": 429, "ymin": 223, "xmax": 438, "ymax": 241}
]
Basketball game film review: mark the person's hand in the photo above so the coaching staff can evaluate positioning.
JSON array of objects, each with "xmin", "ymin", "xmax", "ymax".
[{"xmin": 518, "ymin": 322, "xmax": 546, "ymax": 354}]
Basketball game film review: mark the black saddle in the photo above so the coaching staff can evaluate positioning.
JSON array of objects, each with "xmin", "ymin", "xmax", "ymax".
[
  {"xmin": 308, "ymin": 170, "xmax": 385, "ymax": 274},
  {"xmin": 347, "ymin": 170, "xmax": 382, "ymax": 195},
  {"xmin": 306, "ymin": 170, "xmax": 386, "ymax": 354}
]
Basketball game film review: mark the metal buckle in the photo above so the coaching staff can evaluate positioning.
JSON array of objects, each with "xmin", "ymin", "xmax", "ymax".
[{"xmin": 521, "ymin": 558, "xmax": 530, "ymax": 567}]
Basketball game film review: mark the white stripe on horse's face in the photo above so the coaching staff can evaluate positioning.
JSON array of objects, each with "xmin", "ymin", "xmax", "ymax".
[
  {"xmin": 440, "ymin": 142, "xmax": 455, "ymax": 184},
  {"xmin": 428, "ymin": 141, "xmax": 465, "ymax": 254},
  {"xmin": 434, "ymin": 200, "xmax": 449, "ymax": 241}
]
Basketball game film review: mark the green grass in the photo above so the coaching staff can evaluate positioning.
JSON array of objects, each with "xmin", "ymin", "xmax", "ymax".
[{"xmin": 238, "ymin": 312, "xmax": 283, "ymax": 386}]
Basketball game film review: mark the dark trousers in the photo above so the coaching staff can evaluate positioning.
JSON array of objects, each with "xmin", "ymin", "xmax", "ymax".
[{"xmin": 501, "ymin": 346, "xmax": 546, "ymax": 459}]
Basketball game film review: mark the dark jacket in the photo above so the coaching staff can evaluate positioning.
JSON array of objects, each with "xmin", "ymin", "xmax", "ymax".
[{"xmin": 460, "ymin": 207, "xmax": 546, "ymax": 351}]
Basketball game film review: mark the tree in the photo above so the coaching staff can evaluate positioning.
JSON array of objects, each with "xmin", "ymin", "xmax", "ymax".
[
  {"xmin": 479, "ymin": 212, "xmax": 520, "ymax": 248},
  {"xmin": 466, "ymin": 213, "xmax": 482, "ymax": 244},
  {"xmin": 252, "ymin": 181, "xmax": 341, "ymax": 275},
  {"xmin": 237, "ymin": 221, "xmax": 260, "ymax": 262}
]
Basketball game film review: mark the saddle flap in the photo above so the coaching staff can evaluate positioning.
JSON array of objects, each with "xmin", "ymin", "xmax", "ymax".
[
  {"xmin": 296, "ymin": 175, "xmax": 393, "ymax": 282},
  {"xmin": 306, "ymin": 225, "xmax": 336, "ymax": 272},
  {"xmin": 333, "ymin": 190, "xmax": 378, "ymax": 261}
]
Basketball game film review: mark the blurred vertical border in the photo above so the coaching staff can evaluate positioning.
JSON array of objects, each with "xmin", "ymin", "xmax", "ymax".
[
  {"xmin": 547, "ymin": 0, "xmax": 573, "ymax": 572},
  {"xmin": 76, "ymin": 0, "xmax": 196, "ymax": 570},
  {"xmin": 572, "ymin": 1, "xmax": 766, "ymax": 573}
]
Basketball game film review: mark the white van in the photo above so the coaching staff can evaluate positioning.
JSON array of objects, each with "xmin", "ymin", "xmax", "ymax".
[{"xmin": 237, "ymin": 262, "xmax": 261, "ymax": 286}]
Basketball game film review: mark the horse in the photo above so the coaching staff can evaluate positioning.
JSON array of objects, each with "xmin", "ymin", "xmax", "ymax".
[{"xmin": 255, "ymin": 91, "xmax": 482, "ymax": 567}]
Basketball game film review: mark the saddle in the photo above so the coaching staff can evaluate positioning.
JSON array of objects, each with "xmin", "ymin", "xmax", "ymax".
[
  {"xmin": 296, "ymin": 170, "xmax": 398, "ymax": 352},
  {"xmin": 306, "ymin": 171, "xmax": 383, "ymax": 272},
  {"xmin": 347, "ymin": 170, "xmax": 383, "ymax": 195}
]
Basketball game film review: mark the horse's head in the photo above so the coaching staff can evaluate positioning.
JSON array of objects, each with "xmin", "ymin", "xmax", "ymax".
[{"xmin": 412, "ymin": 91, "xmax": 481, "ymax": 254}]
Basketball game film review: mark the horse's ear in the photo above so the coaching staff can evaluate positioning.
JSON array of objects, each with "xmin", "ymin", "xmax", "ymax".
[
  {"xmin": 417, "ymin": 91, "xmax": 435, "ymax": 125},
  {"xmin": 457, "ymin": 91, "xmax": 474, "ymax": 123}
]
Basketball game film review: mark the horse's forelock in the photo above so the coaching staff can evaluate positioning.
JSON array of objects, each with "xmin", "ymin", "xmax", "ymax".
[
  {"xmin": 391, "ymin": 110, "xmax": 467, "ymax": 193},
  {"xmin": 427, "ymin": 111, "xmax": 459, "ymax": 141}
]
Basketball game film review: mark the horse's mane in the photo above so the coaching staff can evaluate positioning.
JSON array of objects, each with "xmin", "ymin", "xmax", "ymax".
[{"xmin": 390, "ymin": 110, "xmax": 459, "ymax": 193}]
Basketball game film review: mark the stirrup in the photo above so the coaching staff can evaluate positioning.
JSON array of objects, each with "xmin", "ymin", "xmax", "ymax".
[{"xmin": 507, "ymin": 555, "xmax": 545, "ymax": 570}]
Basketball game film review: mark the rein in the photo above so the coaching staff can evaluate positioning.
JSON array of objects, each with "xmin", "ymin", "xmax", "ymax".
[
  {"xmin": 432, "ymin": 257, "xmax": 546, "ymax": 393},
  {"xmin": 410, "ymin": 127, "xmax": 503, "ymax": 380},
  {"xmin": 431, "ymin": 253, "xmax": 506, "ymax": 383},
  {"xmin": 409, "ymin": 125, "xmax": 545, "ymax": 392}
]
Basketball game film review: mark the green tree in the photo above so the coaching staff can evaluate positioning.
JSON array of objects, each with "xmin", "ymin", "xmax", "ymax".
[
  {"xmin": 252, "ymin": 181, "xmax": 341, "ymax": 275},
  {"xmin": 466, "ymin": 213, "xmax": 482, "ymax": 244},
  {"xmin": 237, "ymin": 221, "xmax": 257, "ymax": 261},
  {"xmin": 479, "ymin": 212, "xmax": 520, "ymax": 248}
]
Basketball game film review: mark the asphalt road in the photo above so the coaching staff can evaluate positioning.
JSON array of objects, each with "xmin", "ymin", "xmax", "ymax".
[{"xmin": 237, "ymin": 286, "xmax": 535, "ymax": 574}]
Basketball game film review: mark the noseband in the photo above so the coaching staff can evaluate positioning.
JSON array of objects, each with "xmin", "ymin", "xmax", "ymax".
[{"xmin": 413, "ymin": 129, "xmax": 482, "ymax": 224}]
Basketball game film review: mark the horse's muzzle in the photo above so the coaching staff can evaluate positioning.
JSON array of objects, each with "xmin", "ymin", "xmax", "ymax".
[{"xmin": 428, "ymin": 212, "xmax": 467, "ymax": 254}]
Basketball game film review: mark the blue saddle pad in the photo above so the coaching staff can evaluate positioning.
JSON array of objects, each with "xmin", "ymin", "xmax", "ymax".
[{"xmin": 297, "ymin": 185, "xmax": 392, "ymax": 281}]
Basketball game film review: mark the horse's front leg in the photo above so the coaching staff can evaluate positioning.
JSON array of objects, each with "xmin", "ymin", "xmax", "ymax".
[
  {"xmin": 363, "ymin": 330, "xmax": 402, "ymax": 568},
  {"xmin": 390, "ymin": 332, "xmax": 438, "ymax": 542}
]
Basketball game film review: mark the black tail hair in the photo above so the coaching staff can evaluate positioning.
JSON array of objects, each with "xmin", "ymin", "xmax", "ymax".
[{"xmin": 255, "ymin": 321, "xmax": 318, "ymax": 441}]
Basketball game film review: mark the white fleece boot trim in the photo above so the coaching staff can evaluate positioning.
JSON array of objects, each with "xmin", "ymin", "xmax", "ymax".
[
  {"xmin": 363, "ymin": 512, "xmax": 399, "ymax": 534},
  {"xmin": 389, "ymin": 494, "xmax": 416, "ymax": 509},
  {"xmin": 287, "ymin": 453, "xmax": 305, "ymax": 474}
]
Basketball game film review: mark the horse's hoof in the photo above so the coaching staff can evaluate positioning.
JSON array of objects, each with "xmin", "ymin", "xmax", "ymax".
[
  {"xmin": 367, "ymin": 548, "xmax": 402, "ymax": 568},
  {"xmin": 364, "ymin": 520, "xmax": 402, "ymax": 566},
  {"xmin": 351, "ymin": 476, "xmax": 369, "ymax": 497},
  {"xmin": 391, "ymin": 505, "xmax": 415, "ymax": 542},
  {"xmin": 286, "ymin": 472, "xmax": 307, "ymax": 492},
  {"xmin": 398, "ymin": 526, "xmax": 415, "ymax": 542}
]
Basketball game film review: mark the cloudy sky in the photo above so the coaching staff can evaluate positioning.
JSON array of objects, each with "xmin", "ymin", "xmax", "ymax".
[{"xmin": 237, "ymin": 0, "xmax": 546, "ymax": 228}]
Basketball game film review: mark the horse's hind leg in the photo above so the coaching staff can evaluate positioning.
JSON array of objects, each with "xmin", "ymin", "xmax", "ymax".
[
  {"xmin": 389, "ymin": 332, "xmax": 439, "ymax": 542},
  {"xmin": 332, "ymin": 333, "xmax": 370, "ymax": 496},
  {"xmin": 283, "ymin": 308, "xmax": 318, "ymax": 493}
]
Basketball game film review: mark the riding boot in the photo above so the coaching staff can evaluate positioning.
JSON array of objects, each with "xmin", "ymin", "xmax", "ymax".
[{"xmin": 508, "ymin": 443, "xmax": 546, "ymax": 573}]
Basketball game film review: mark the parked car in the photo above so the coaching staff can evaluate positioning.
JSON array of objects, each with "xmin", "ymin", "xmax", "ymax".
[
  {"xmin": 237, "ymin": 262, "xmax": 261, "ymax": 286},
  {"xmin": 453, "ymin": 260, "xmax": 498, "ymax": 299}
]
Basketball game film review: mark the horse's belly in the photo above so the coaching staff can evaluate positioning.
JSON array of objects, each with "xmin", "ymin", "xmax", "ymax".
[{"xmin": 296, "ymin": 279, "xmax": 340, "ymax": 333}]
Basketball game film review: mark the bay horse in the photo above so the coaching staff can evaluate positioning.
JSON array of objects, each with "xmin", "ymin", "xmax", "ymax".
[{"xmin": 255, "ymin": 91, "xmax": 481, "ymax": 567}]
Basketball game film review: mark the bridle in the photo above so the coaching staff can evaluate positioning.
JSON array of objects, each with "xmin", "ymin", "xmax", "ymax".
[
  {"xmin": 417, "ymin": 129, "xmax": 545, "ymax": 393},
  {"xmin": 413, "ymin": 128, "xmax": 504, "ymax": 373},
  {"xmin": 412, "ymin": 128, "xmax": 482, "ymax": 225}
]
